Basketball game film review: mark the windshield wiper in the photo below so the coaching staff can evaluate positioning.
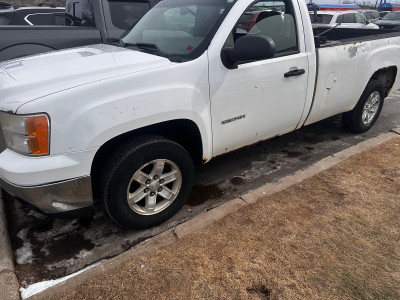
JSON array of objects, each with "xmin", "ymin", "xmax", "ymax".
[
  {"xmin": 117, "ymin": 39, "xmax": 125, "ymax": 47},
  {"xmin": 123, "ymin": 42, "xmax": 165, "ymax": 57}
]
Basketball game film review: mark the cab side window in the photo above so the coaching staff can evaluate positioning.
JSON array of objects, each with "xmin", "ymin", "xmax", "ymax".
[
  {"xmin": 355, "ymin": 13, "xmax": 367, "ymax": 24},
  {"xmin": 342, "ymin": 13, "xmax": 356, "ymax": 23},
  {"xmin": 365, "ymin": 12, "xmax": 373, "ymax": 20},
  {"xmin": 226, "ymin": 0, "xmax": 298, "ymax": 57}
]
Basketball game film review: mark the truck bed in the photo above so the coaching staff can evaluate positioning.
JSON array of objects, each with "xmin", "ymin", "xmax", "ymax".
[
  {"xmin": 313, "ymin": 27, "xmax": 400, "ymax": 47},
  {"xmin": 305, "ymin": 28, "xmax": 400, "ymax": 126}
]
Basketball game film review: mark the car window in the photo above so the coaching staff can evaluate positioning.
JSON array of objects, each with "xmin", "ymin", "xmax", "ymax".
[
  {"xmin": 108, "ymin": 0, "xmax": 151, "ymax": 30},
  {"xmin": 342, "ymin": 13, "xmax": 356, "ymax": 23},
  {"xmin": 25, "ymin": 13, "xmax": 65, "ymax": 25},
  {"xmin": 364, "ymin": 12, "xmax": 372, "ymax": 20},
  {"xmin": 310, "ymin": 13, "xmax": 333, "ymax": 24},
  {"xmin": 163, "ymin": 6, "xmax": 196, "ymax": 32},
  {"xmin": 336, "ymin": 14, "xmax": 343, "ymax": 23},
  {"xmin": 379, "ymin": 11, "xmax": 388, "ymax": 18},
  {"xmin": 228, "ymin": 0, "xmax": 297, "ymax": 57},
  {"xmin": 382, "ymin": 12, "xmax": 400, "ymax": 20},
  {"xmin": 65, "ymin": 0, "xmax": 95, "ymax": 26},
  {"xmin": 122, "ymin": 0, "xmax": 236, "ymax": 61},
  {"xmin": 355, "ymin": 13, "xmax": 366, "ymax": 24},
  {"xmin": 372, "ymin": 11, "xmax": 379, "ymax": 18}
]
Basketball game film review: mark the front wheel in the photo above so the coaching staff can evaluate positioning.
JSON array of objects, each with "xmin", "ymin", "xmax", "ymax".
[
  {"xmin": 342, "ymin": 80, "xmax": 384, "ymax": 133},
  {"xmin": 101, "ymin": 136, "xmax": 195, "ymax": 229}
]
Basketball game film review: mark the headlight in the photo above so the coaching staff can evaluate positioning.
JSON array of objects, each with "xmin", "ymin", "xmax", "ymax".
[{"xmin": 0, "ymin": 112, "xmax": 50, "ymax": 156}]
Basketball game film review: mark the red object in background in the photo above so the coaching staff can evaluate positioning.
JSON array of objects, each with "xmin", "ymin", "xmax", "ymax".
[{"xmin": 236, "ymin": 11, "xmax": 261, "ymax": 32}]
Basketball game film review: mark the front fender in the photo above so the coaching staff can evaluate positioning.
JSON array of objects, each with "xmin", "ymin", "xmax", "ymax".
[{"xmin": 17, "ymin": 53, "xmax": 213, "ymax": 161}]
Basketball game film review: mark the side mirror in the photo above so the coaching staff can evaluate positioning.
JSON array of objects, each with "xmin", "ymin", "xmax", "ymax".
[
  {"xmin": 221, "ymin": 35, "xmax": 276, "ymax": 69},
  {"xmin": 366, "ymin": 20, "xmax": 370, "ymax": 24}
]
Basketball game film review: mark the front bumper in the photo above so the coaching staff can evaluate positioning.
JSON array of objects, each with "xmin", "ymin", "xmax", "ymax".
[{"xmin": 0, "ymin": 175, "xmax": 94, "ymax": 215}]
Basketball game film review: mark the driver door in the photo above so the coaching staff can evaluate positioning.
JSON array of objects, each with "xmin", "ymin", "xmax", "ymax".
[{"xmin": 209, "ymin": 0, "xmax": 309, "ymax": 155}]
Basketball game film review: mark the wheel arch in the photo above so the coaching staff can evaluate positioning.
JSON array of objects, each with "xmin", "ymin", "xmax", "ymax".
[
  {"xmin": 370, "ymin": 66, "xmax": 397, "ymax": 97},
  {"xmin": 90, "ymin": 119, "xmax": 203, "ymax": 199}
]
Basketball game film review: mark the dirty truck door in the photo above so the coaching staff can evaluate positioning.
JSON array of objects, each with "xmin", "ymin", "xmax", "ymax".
[{"xmin": 209, "ymin": 0, "xmax": 309, "ymax": 156}]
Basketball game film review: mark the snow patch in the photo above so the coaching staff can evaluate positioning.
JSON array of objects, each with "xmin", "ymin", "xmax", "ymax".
[
  {"xmin": 20, "ymin": 260, "xmax": 104, "ymax": 299},
  {"xmin": 26, "ymin": 210, "xmax": 47, "ymax": 220},
  {"xmin": 16, "ymin": 242, "xmax": 33, "ymax": 265},
  {"xmin": 76, "ymin": 249, "xmax": 92, "ymax": 259},
  {"xmin": 16, "ymin": 228, "xmax": 33, "ymax": 265}
]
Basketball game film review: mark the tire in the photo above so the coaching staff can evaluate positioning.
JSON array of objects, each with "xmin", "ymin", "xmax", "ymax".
[
  {"xmin": 342, "ymin": 80, "xmax": 385, "ymax": 133},
  {"xmin": 101, "ymin": 136, "xmax": 195, "ymax": 229}
]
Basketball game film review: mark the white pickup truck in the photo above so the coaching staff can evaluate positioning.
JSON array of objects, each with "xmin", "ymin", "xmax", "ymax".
[{"xmin": 0, "ymin": 0, "xmax": 400, "ymax": 229}]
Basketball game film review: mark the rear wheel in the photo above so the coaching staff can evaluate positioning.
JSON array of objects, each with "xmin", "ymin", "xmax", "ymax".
[
  {"xmin": 342, "ymin": 80, "xmax": 384, "ymax": 133},
  {"xmin": 101, "ymin": 136, "xmax": 195, "ymax": 229}
]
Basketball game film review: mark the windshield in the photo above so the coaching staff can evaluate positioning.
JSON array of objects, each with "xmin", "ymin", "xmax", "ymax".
[
  {"xmin": 382, "ymin": 12, "xmax": 400, "ymax": 21},
  {"xmin": 121, "ymin": 0, "xmax": 236, "ymax": 62}
]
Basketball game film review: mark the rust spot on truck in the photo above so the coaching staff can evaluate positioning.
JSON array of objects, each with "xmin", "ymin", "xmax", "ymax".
[{"xmin": 348, "ymin": 46, "xmax": 358, "ymax": 58}]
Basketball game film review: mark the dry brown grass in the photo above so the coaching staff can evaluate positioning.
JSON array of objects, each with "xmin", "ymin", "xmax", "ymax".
[{"xmin": 55, "ymin": 138, "xmax": 400, "ymax": 300}]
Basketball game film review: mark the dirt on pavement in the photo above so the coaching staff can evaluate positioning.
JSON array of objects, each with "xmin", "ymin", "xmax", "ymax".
[{"xmin": 47, "ymin": 137, "xmax": 400, "ymax": 299}]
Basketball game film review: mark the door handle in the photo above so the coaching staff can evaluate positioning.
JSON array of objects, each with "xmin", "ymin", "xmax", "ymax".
[{"xmin": 284, "ymin": 68, "xmax": 305, "ymax": 78}]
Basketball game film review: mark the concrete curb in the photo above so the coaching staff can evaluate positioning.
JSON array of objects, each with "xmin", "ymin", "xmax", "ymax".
[
  {"xmin": 22, "ymin": 131, "xmax": 400, "ymax": 299},
  {"xmin": 390, "ymin": 128, "xmax": 400, "ymax": 135},
  {"xmin": 0, "ymin": 193, "xmax": 20, "ymax": 300}
]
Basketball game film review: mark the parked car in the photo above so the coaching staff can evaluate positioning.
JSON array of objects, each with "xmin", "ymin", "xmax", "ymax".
[
  {"xmin": 375, "ymin": 11, "xmax": 400, "ymax": 29},
  {"xmin": 0, "ymin": 2, "xmax": 64, "ymax": 25},
  {"xmin": 1, "ymin": 0, "xmax": 400, "ymax": 229},
  {"xmin": 310, "ymin": 10, "xmax": 379, "ymax": 29},
  {"xmin": 357, "ymin": 9, "xmax": 380, "ymax": 23},
  {"xmin": 0, "ymin": 0, "xmax": 160, "ymax": 62}
]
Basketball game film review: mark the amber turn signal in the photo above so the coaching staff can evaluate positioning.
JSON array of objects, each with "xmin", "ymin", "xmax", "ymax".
[{"xmin": 27, "ymin": 116, "xmax": 49, "ymax": 155}]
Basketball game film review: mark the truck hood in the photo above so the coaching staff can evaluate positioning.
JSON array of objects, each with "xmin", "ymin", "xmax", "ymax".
[{"xmin": 0, "ymin": 44, "xmax": 173, "ymax": 113}]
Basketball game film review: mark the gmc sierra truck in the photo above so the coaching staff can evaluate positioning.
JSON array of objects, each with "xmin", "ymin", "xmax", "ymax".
[
  {"xmin": 0, "ymin": 0, "xmax": 399, "ymax": 229},
  {"xmin": 0, "ymin": 0, "xmax": 159, "ymax": 62}
]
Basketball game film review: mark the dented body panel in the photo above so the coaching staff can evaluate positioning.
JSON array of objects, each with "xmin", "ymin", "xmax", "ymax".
[{"xmin": 305, "ymin": 37, "xmax": 400, "ymax": 125}]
